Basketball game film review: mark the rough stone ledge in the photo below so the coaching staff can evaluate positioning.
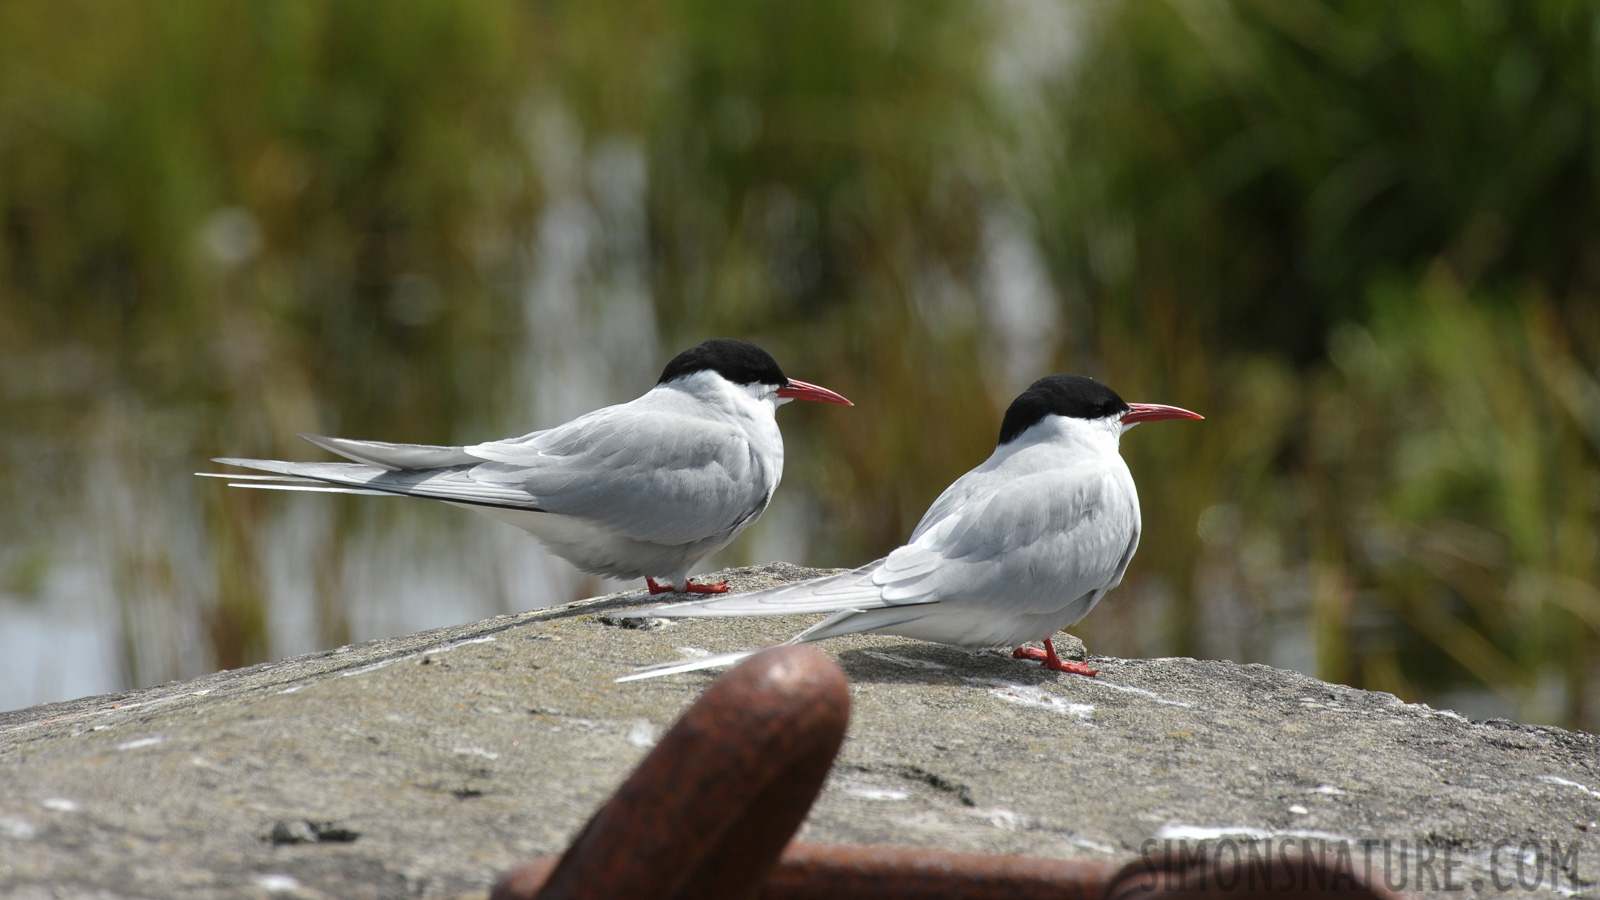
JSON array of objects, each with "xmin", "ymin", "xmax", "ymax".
[{"xmin": 1, "ymin": 563, "xmax": 1597, "ymax": 899}]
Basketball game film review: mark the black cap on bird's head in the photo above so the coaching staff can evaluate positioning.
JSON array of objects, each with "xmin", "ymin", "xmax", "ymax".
[
  {"xmin": 659, "ymin": 338, "xmax": 789, "ymax": 388},
  {"xmin": 658, "ymin": 339, "xmax": 854, "ymax": 405},
  {"xmin": 998, "ymin": 374, "xmax": 1201, "ymax": 444}
]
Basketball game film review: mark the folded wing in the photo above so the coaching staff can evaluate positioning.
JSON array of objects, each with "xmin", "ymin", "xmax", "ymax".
[{"xmin": 464, "ymin": 405, "xmax": 772, "ymax": 546}]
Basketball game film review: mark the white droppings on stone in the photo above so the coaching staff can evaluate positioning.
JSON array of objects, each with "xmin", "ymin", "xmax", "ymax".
[
  {"xmin": 841, "ymin": 786, "xmax": 910, "ymax": 802},
  {"xmin": 1537, "ymin": 774, "xmax": 1600, "ymax": 800},
  {"xmin": 969, "ymin": 807, "xmax": 1026, "ymax": 830},
  {"xmin": 277, "ymin": 685, "xmax": 304, "ymax": 695},
  {"xmin": 677, "ymin": 647, "xmax": 712, "ymax": 659},
  {"xmin": 117, "ymin": 736, "xmax": 164, "ymax": 751},
  {"xmin": 1078, "ymin": 679, "xmax": 1192, "ymax": 708},
  {"xmin": 1158, "ymin": 824, "xmax": 1271, "ymax": 841},
  {"xmin": 1434, "ymin": 709, "xmax": 1470, "ymax": 723},
  {"xmin": 0, "ymin": 816, "xmax": 38, "ymax": 839},
  {"xmin": 453, "ymin": 746, "xmax": 499, "ymax": 761},
  {"xmin": 968, "ymin": 679, "xmax": 1094, "ymax": 721},
  {"xmin": 342, "ymin": 636, "xmax": 497, "ymax": 677},
  {"xmin": 253, "ymin": 873, "xmax": 301, "ymax": 892},
  {"xmin": 861, "ymin": 650, "xmax": 949, "ymax": 670},
  {"xmin": 1306, "ymin": 784, "xmax": 1344, "ymax": 795},
  {"xmin": 1157, "ymin": 824, "xmax": 1357, "ymax": 843},
  {"xmin": 40, "ymin": 798, "xmax": 77, "ymax": 812},
  {"xmin": 1069, "ymin": 835, "xmax": 1119, "ymax": 854},
  {"xmin": 627, "ymin": 721, "xmax": 659, "ymax": 748},
  {"xmin": 1287, "ymin": 804, "xmax": 1310, "ymax": 815}
]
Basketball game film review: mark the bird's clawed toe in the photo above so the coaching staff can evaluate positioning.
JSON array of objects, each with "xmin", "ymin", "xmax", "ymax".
[
  {"xmin": 1044, "ymin": 658, "xmax": 1098, "ymax": 677},
  {"xmin": 1014, "ymin": 639, "xmax": 1097, "ymax": 677}
]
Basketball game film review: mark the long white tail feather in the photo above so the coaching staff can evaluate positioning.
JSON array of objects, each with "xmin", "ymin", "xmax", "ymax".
[
  {"xmin": 613, "ymin": 649, "xmax": 761, "ymax": 682},
  {"xmin": 212, "ymin": 457, "xmax": 386, "ymax": 481},
  {"xmin": 210, "ymin": 457, "xmax": 543, "ymax": 510},
  {"xmin": 794, "ymin": 605, "xmax": 933, "ymax": 642},
  {"xmin": 227, "ymin": 482, "xmax": 397, "ymax": 496},
  {"xmin": 194, "ymin": 472, "xmax": 323, "ymax": 483},
  {"xmin": 620, "ymin": 563, "xmax": 924, "ymax": 619},
  {"xmin": 614, "ymin": 609, "xmax": 863, "ymax": 683}
]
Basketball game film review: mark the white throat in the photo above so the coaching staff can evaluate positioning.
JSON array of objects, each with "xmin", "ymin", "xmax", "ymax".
[
  {"xmin": 1014, "ymin": 413, "xmax": 1123, "ymax": 456},
  {"xmin": 661, "ymin": 370, "xmax": 781, "ymax": 416}
]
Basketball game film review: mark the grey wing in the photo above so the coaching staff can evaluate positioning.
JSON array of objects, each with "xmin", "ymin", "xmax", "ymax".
[
  {"xmin": 464, "ymin": 407, "xmax": 771, "ymax": 546},
  {"xmin": 868, "ymin": 465, "xmax": 1138, "ymax": 616}
]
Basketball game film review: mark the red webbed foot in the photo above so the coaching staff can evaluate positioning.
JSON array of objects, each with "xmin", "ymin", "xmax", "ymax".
[
  {"xmin": 682, "ymin": 579, "xmax": 729, "ymax": 594},
  {"xmin": 645, "ymin": 578, "xmax": 675, "ymax": 595},
  {"xmin": 1013, "ymin": 639, "xmax": 1097, "ymax": 677}
]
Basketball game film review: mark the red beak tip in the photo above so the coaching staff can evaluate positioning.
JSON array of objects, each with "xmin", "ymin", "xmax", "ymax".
[
  {"xmin": 777, "ymin": 379, "xmax": 853, "ymax": 406},
  {"xmin": 1122, "ymin": 403, "xmax": 1204, "ymax": 424}
]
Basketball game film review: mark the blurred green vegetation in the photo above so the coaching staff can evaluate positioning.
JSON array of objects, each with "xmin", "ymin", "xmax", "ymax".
[{"xmin": 1, "ymin": 0, "xmax": 1597, "ymax": 727}]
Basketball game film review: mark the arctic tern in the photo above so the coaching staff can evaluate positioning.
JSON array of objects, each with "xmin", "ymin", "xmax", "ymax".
[
  {"xmin": 203, "ymin": 339, "xmax": 852, "ymax": 595},
  {"xmin": 616, "ymin": 373, "xmax": 1200, "ymax": 680}
]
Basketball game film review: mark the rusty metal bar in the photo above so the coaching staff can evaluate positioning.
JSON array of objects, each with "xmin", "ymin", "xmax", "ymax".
[{"xmin": 757, "ymin": 842, "xmax": 1116, "ymax": 899}]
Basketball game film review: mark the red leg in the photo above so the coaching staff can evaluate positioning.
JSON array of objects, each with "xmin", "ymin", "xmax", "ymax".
[
  {"xmin": 1013, "ymin": 639, "xmax": 1097, "ymax": 677},
  {"xmin": 1042, "ymin": 639, "xmax": 1097, "ymax": 676},
  {"xmin": 682, "ymin": 579, "xmax": 729, "ymax": 594},
  {"xmin": 646, "ymin": 578, "xmax": 675, "ymax": 595}
]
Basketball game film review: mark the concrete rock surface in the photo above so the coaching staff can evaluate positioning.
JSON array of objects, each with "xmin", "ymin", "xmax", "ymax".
[{"xmin": 1, "ymin": 563, "xmax": 1597, "ymax": 899}]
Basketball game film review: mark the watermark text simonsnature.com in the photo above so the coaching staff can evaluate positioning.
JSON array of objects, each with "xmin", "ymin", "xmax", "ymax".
[{"xmin": 1129, "ymin": 836, "xmax": 1586, "ymax": 893}]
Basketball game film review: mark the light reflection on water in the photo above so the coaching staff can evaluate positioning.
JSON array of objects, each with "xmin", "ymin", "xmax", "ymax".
[{"xmin": 0, "ymin": 125, "xmax": 666, "ymax": 711}]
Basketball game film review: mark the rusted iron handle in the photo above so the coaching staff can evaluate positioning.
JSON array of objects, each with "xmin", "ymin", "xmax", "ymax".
[
  {"xmin": 497, "ymin": 841, "xmax": 1398, "ymax": 899},
  {"xmin": 503, "ymin": 841, "xmax": 1118, "ymax": 900},
  {"xmin": 759, "ymin": 842, "xmax": 1117, "ymax": 899},
  {"xmin": 493, "ymin": 644, "xmax": 851, "ymax": 900}
]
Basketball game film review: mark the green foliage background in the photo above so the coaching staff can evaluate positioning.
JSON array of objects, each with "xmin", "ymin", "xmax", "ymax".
[{"xmin": 2, "ymin": 0, "xmax": 1597, "ymax": 726}]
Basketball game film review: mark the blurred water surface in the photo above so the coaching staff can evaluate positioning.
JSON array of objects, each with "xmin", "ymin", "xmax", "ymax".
[{"xmin": 3, "ymin": 0, "xmax": 1599, "ymax": 728}]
